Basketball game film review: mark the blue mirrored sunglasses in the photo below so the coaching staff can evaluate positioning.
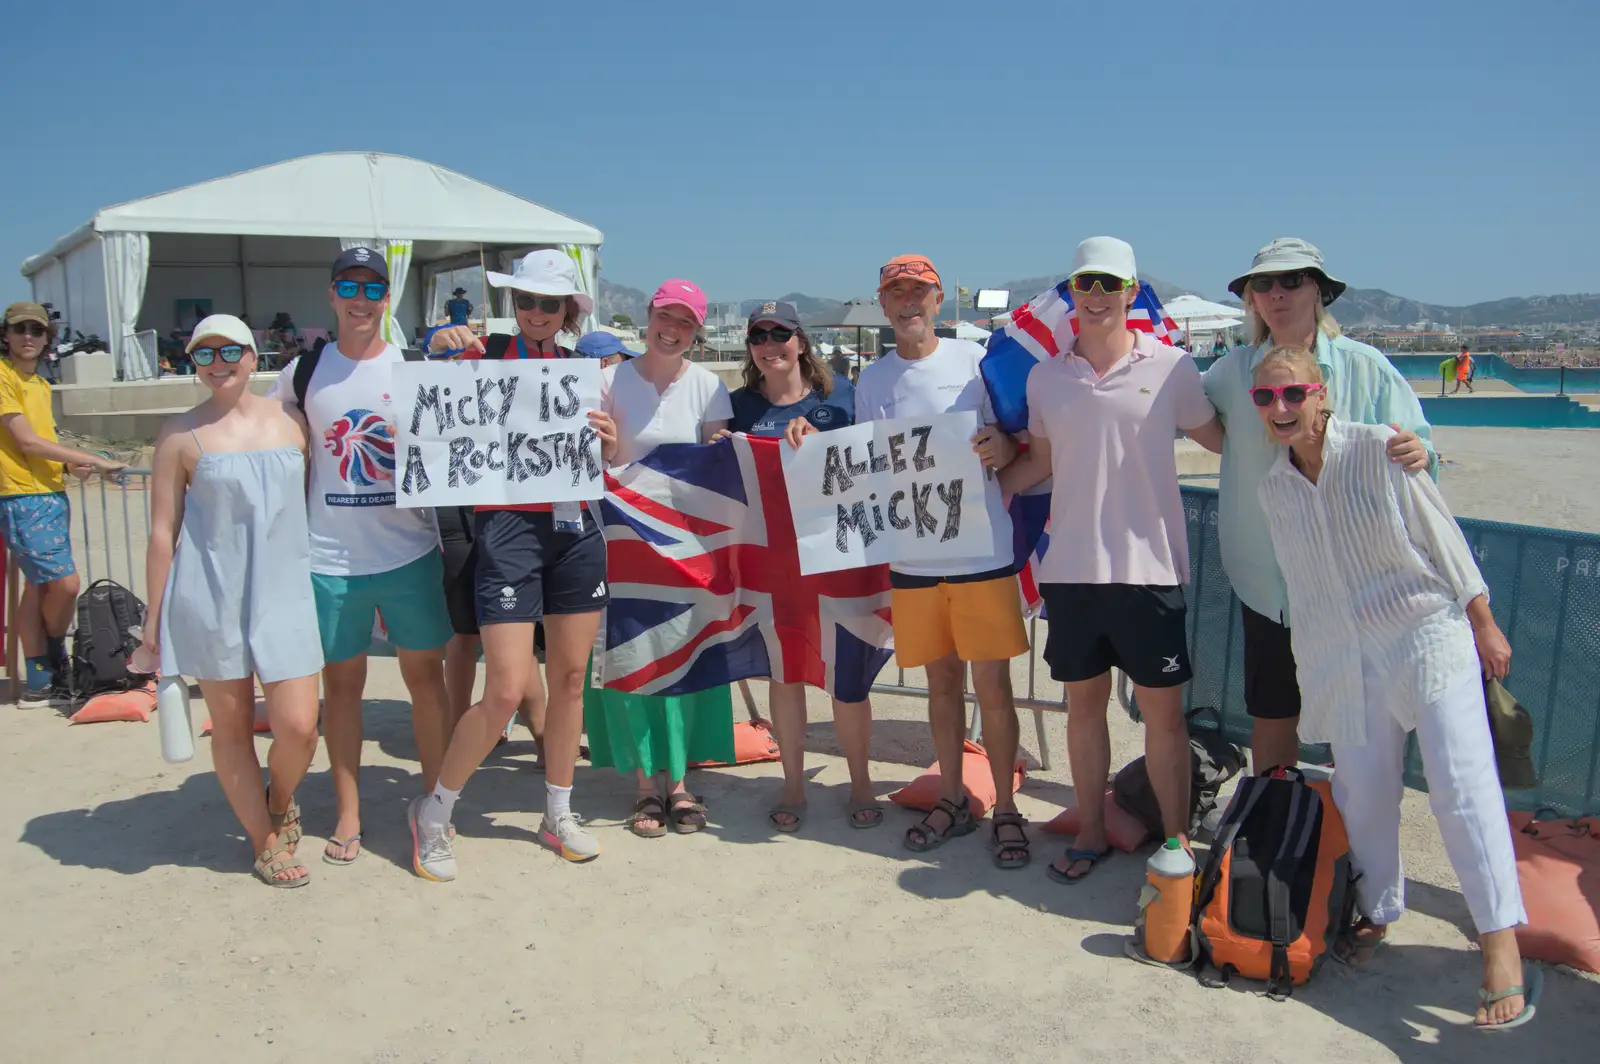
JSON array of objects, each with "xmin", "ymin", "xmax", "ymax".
[
  {"xmin": 334, "ymin": 279, "xmax": 389, "ymax": 300},
  {"xmin": 190, "ymin": 344, "xmax": 246, "ymax": 366}
]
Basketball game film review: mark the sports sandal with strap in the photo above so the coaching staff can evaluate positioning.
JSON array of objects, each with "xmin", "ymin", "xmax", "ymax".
[
  {"xmin": 1477, "ymin": 965, "xmax": 1542, "ymax": 1032},
  {"xmin": 254, "ymin": 844, "xmax": 309, "ymax": 889},
  {"xmin": 904, "ymin": 796, "xmax": 978, "ymax": 852},
  {"xmin": 627, "ymin": 795, "xmax": 669, "ymax": 838},
  {"xmin": 991, "ymin": 811, "xmax": 1031, "ymax": 870},
  {"xmin": 669, "ymin": 792, "xmax": 709, "ymax": 834}
]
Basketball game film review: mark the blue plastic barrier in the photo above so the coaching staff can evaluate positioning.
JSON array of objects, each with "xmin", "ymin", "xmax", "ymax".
[
  {"xmin": 1420, "ymin": 395, "xmax": 1600, "ymax": 428},
  {"xmin": 1179, "ymin": 486, "xmax": 1600, "ymax": 816}
]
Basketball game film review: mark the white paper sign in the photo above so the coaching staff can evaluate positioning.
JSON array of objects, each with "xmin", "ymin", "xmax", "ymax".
[
  {"xmin": 391, "ymin": 359, "xmax": 604, "ymax": 508},
  {"xmin": 781, "ymin": 410, "xmax": 991, "ymax": 575}
]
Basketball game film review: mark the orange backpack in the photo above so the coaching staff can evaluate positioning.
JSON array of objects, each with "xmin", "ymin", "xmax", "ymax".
[{"xmin": 1191, "ymin": 768, "xmax": 1357, "ymax": 999}]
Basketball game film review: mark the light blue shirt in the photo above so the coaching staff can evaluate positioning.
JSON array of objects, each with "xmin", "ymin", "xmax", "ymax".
[{"xmin": 1202, "ymin": 331, "xmax": 1435, "ymax": 626}]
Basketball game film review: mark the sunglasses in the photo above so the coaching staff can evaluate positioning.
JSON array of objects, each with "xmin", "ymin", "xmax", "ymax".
[
  {"xmin": 7, "ymin": 322, "xmax": 48, "ymax": 338},
  {"xmin": 1247, "ymin": 271, "xmax": 1313, "ymax": 294},
  {"xmin": 747, "ymin": 325, "xmax": 795, "ymax": 346},
  {"xmin": 1250, "ymin": 383, "xmax": 1325, "ymax": 408},
  {"xmin": 334, "ymin": 279, "xmax": 389, "ymax": 300},
  {"xmin": 514, "ymin": 294, "xmax": 567, "ymax": 314},
  {"xmin": 879, "ymin": 262, "xmax": 941, "ymax": 286},
  {"xmin": 1069, "ymin": 273, "xmax": 1135, "ymax": 295},
  {"xmin": 191, "ymin": 344, "xmax": 248, "ymax": 367}
]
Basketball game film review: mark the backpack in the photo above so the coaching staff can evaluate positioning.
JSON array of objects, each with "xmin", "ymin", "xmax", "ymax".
[
  {"xmin": 70, "ymin": 579, "xmax": 146, "ymax": 698},
  {"xmin": 1112, "ymin": 707, "xmax": 1244, "ymax": 840},
  {"xmin": 290, "ymin": 344, "xmax": 425, "ymax": 410},
  {"xmin": 1191, "ymin": 767, "xmax": 1358, "ymax": 1000}
]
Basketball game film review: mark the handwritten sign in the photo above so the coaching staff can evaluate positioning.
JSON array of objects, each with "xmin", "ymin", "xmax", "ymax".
[
  {"xmin": 391, "ymin": 359, "xmax": 603, "ymax": 508},
  {"xmin": 780, "ymin": 411, "xmax": 991, "ymax": 575}
]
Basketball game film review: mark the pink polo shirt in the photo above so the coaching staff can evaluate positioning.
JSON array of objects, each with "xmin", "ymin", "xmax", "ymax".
[{"xmin": 1026, "ymin": 333, "xmax": 1215, "ymax": 586}]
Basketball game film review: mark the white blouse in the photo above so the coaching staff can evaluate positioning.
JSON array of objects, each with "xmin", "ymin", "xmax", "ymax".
[{"xmin": 1256, "ymin": 419, "xmax": 1487, "ymax": 746}]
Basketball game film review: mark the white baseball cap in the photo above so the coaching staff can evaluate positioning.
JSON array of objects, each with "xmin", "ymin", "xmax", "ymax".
[
  {"xmin": 185, "ymin": 314, "xmax": 255, "ymax": 354},
  {"xmin": 1069, "ymin": 236, "xmax": 1137, "ymax": 282},
  {"xmin": 486, "ymin": 250, "xmax": 595, "ymax": 316}
]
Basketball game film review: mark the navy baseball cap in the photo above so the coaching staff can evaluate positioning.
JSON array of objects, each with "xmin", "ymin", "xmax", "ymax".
[
  {"xmin": 330, "ymin": 246, "xmax": 390, "ymax": 282},
  {"xmin": 575, "ymin": 331, "xmax": 629, "ymax": 359},
  {"xmin": 746, "ymin": 300, "xmax": 801, "ymax": 330}
]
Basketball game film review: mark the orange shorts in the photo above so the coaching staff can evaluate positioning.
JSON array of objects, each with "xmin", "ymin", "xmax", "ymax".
[{"xmin": 890, "ymin": 574, "xmax": 1030, "ymax": 668}]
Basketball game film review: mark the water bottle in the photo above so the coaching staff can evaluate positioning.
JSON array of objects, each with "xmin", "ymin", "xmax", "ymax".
[
  {"xmin": 1139, "ymin": 838, "xmax": 1196, "ymax": 964},
  {"xmin": 157, "ymin": 675, "xmax": 195, "ymax": 764}
]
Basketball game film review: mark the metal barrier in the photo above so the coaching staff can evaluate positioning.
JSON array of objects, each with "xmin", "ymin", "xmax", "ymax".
[{"xmin": 73, "ymin": 470, "xmax": 154, "ymax": 600}]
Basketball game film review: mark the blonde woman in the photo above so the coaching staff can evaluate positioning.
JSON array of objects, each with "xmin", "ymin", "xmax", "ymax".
[
  {"xmin": 1251, "ymin": 345, "xmax": 1537, "ymax": 1031},
  {"xmin": 715, "ymin": 301, "xmax": 879, "ymax": 832},
  {"xmin": 1203, "ymin": 239, "xmax": 1434, "ymax": 772}
]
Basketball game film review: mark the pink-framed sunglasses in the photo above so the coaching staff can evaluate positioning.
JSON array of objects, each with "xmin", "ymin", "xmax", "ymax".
[{"xmin": 1250, "ymin": 383, "xmax": 1325, "ymax": 408}]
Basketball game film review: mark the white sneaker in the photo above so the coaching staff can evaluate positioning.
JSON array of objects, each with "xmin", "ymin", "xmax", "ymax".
[
  {"xmin": 407, "ymin": 795, "xmax": 457, "ymax": 882},
  {"xmin": 539, "ymin": 811, "xmax": 600, "ymax": 863}
]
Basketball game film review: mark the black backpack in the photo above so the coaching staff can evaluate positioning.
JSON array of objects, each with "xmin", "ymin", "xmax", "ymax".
[
  {"xmin": 70, "ymin": 579, "xmax": 146, "ymax": 698},
  {"xmin": 290, "ymin": 344, "xmax": 426, "ymax": 410},
  {"xmin": 1112, "ymin": 706, "xmax": 1245, "ymax": 840}
]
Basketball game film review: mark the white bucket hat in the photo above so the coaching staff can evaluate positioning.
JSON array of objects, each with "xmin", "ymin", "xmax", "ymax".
[
  {"xmin": 486, "ymin": 250, "xmax": 595, "ymax": 316},
  {"xmin": 1228, "ymin": 238, "xmax": 1346, "ymax": 305}
]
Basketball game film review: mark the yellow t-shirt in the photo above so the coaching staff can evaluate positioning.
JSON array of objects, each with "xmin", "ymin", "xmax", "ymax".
[{"xmin": 0, "ymin": 358, "xmax": 64, "ymax": 495}]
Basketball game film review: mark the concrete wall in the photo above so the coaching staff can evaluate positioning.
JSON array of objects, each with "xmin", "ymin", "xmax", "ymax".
[{"xmin": 1419, "ymin": 395, "xmax": 1600, "ymax": 428}]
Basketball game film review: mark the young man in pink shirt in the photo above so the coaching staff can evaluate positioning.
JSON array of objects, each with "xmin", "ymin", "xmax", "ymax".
[{"xmin": 1000, "ymin": 237, "xmax": 1223, "ymax": 883}]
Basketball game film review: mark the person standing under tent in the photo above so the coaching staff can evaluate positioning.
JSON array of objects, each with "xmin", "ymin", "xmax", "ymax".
[
  {"xmin": 265, "ymin": 247, "xmax": 454, "ymax": 867},
  {"xmin": 586, "ymin": 279, "xmax": 737, "ymax": 839},
  {"xmin": 446, "ymin": 287, "xmax": 473, "ymax": 327},
  {"xmin": 139, "ymin": 315, "xmax": 324, "ymax": 887}
]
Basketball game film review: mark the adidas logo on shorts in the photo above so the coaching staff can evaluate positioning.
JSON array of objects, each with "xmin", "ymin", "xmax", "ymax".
[{"xmin": 591, "ymin": 582, "xmax": 606, "ymax": 598}]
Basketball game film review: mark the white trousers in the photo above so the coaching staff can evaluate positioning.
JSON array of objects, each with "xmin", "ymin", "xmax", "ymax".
[{"xmin": 1330, "ymin": 667, "xmax": 1526, "ymax": 935}]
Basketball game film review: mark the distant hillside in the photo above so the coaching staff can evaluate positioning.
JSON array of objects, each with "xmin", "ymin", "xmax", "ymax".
[{"xmin": 597, "ymin": 279, "xmax": 650, "ymax": 326}]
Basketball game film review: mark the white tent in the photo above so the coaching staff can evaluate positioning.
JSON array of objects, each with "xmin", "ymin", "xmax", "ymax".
[
  {"xmin": 20, "ymin": 152, "xmax": 603, "ymax": 379},
  {"xmin": 953, "ymin": 320, "xmax": 991, "ymax": 341},
  {"xmin": 1164, "ymin": 294, "xmax": 1243, "ymax": 329}
]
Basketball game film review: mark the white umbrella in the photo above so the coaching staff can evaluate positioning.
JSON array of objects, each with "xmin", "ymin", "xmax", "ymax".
[
  {"xmin": 953, "ymin": 321, "xmax": 991, "ymax": 341},
  {"xmin": 1165, "ymin": 294, "xmax": 1243, "ymax": 328}
]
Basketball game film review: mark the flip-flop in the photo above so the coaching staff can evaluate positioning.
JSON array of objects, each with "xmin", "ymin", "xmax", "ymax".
[
  {"xmin": 847, "ymin": 801, "xmax": 885, "ymax": 830},
  {"xmin": 322, "ymin": 834, "xmax": 362, "ymax": 866},
  {"xmin": 1046, "ymin": 846, "xmax": 1113, "ymax": 885},
  {"xmin": 768, "ymin": 802, "xmax": 807, "ymax": 833},
  {"xmin": 1477, "ymin": 965, "xmax": 1543, "ymax": 1032}
]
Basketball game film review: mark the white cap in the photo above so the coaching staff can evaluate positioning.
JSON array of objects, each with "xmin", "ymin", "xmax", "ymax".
[
  {"xmin": 485, "ymin": 250, "xmax": 595, "ymax": 316},
  {"xmin": 185, "ymin": 314, "xmax": 255, "ymax": 354},
  {"xmin": 1069, "ymin": 236, "xmax": 1137, "ymax": 282}
]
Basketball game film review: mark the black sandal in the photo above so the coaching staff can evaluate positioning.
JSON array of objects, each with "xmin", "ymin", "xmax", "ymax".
[
  {"xmin": 904, "ymin": 796, "xmax": 978, "ymax": 852},
  {"xmin": 991, "ymin": 811, "xmax": 1031, "ymax": 869},
  {"xmin": 669, "ymin": 792, "xmax": 708, "ymax": 834},
  {"xmin": 627, "ymin": 795, "xmax": 669, "ymax": 838}
]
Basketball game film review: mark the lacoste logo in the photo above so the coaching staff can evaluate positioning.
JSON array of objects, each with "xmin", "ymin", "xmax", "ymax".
[
  {"xmin": 1161, "ymin": 655, "xmax": 1181, "ymax": 673},
  {"xmin": 591, "ymin": 582, "xmax": 607, "ymax": 598},
  {"xmin": 1140, "ymin": 387, "xmax": 1151, "ymax": 394}
]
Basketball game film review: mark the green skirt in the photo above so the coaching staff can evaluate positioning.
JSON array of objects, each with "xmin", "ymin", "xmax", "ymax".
[{"xmin": 583, "ymin": 682, "xmax": 735, "ymax": 781}]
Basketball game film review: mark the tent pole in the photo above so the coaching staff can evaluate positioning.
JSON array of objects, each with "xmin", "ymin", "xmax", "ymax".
[
  {"xmin": 237, "ymin": 235, "xmax": 249, "ymax": 327},
  {"xmin": 479, "ymin": 246, "xmax": 491, "ymax": 330}
]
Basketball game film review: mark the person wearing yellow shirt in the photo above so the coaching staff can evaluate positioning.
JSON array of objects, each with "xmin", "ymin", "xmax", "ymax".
[{"xmin": 0, "ymin": 303, "xmax": 126, "ymax": 706}]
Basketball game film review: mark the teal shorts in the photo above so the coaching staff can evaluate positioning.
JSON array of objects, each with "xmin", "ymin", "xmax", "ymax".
[{"xmin": 311, "ymin": 550, "xmax": 452, "ymax": 663}]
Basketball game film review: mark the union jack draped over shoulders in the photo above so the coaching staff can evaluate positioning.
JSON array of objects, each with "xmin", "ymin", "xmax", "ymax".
[{"xmin": 596, "ymin": 435, "xmax": 894, "ymax": 701}]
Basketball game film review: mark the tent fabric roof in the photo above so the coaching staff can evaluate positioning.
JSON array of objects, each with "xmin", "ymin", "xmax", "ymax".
[
  {"xmin": 1164, "ymin": 294, "xmax": 1243, "ymax": 324},
  {"xmin": 24, "ymin": 152, "xmax": 601, "ymax": 270},
  {"xmin": 817, "ymin": 301, "xmax": 891, "ymax": 328}
]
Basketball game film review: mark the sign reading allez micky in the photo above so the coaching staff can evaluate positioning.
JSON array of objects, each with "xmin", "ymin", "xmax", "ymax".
[
  {"xmin": 781, "ymin": 411, "xmax": 992, "ymax": 575},
  {"xmin": 391, "ymin": 359, "xmax": 604, "ymax": 508}
]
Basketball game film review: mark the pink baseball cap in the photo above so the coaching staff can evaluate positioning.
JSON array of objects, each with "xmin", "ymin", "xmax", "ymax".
[{"xmin": 650, "ymin": 279, "xmax": 707, "ymax": 324}]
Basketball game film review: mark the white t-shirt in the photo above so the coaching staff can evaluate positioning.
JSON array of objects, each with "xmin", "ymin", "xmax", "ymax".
[
  {"xmin": 267, "ymin": 344, "xmax": 439, "ymax": 577},
  {"xmin": 602, "ymin": 359, "xmax": 732, "ymax": 466},
  {"xmin": 852, "ymin": 338, "xmax": 1013, "ymax": 579}
]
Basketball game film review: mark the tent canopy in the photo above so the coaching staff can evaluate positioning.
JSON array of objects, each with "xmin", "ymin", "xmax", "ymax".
[
  {"xmin": 952, "ymin": 320, "xmax": 991, "ymax": 341},
  {"xmin": 1164, "ymin": 293, "xmax": 1243, "ymax": 325},
  {"xmin": 20, "ymin": 153, "xmax": 602, "ymax": 380},
  {"xmin": 817, "ymin": 300, "xmax": 891, "ymax": 329}
]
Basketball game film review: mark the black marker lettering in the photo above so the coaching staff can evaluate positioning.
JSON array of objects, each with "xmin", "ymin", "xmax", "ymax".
[
  {"xmin": 496, "ymin": 376, "xmax": 519, "ymax": 426},
  {"xmin": 526, "ymin": 435, "xmax": 553, "ymax": 478},
  {"xmin": 456, "ymin": 393, "xmax": 476, "ymax": 427},
  {"xmin": 888, "ymin": 432, "xmax": 908, "ymax": 474},
  {"xmin": 485, "ymin": 441, "xmax": 503, "ymax": 472},
  {"xmin": 401, "ymin": 444, "xmax": 430, "ymax": 495},
  {"xmin": 540, "ymin": 379, "xmax": 551, "ymax": 421},
  {"xmin": 836, "ymin": 501, "xmax": 878, "ymax": 552},
  {"xmin": 937, "ymin": 478, "xmax": 964, "ymax": 542},
  {"xmin": 887, "ymin": 490, "xmax": 910, "ymax": 529},
  {"xmin": 866, "ymin": 440, "xmax": 889, "ymax": 473},
  {"xmin": 505, "ymin": 432, "xmax": 532, "ymax": 481},
  {"xmin": 447, "ymin": 437, "xmax": 481, "ymax": 487},
  {"xmin": 476, "ymin": 377, "xmax": 501, "ymax": 426},
  {"xmin": 821, "ymin": 445, "xmax": 854, "ymax": 496},
  {"xmin": 910, "ymin": 482, "xmax": 938, "ymax": 537},
  {"xmin": 554, "ymin": 374, "xmax": 581, "ymax": 418},
  {"xmin": 410, "ymin": 384, "xmax": 445, "ymax": 436},
  {"xmin": 843, "ymin": 445, "xmax": 868, "ymax": 477},
  {"xmin": 577, "ymin": 426, "xmax": 601, "ymax": 482},
  {"xmin": 910, "ymin": 425, "xmax": 935, "ymax": 472}
]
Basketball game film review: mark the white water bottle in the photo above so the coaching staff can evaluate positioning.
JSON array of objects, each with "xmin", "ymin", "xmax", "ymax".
[{"xmin": 157, "ymin": 675, "xmax": 194, "ymax": 764}]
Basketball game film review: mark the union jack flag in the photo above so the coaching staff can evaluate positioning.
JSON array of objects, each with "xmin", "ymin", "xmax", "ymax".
[
  {"xmin": 596, "ymin": 435, "xmax": 894, "ymax": 700},
  {"xmin": 980, "ymin": 280, "xmax": 1177, "ymax": 434}
]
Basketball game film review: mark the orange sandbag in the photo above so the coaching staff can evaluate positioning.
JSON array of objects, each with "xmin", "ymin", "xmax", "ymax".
[
  {"xmin": 689, "ymin": 718, "xmax": 781, "ymax": 767},
  {"xmin": 889, "ymin": 739, "xmax": 1025, "ymax": 819},
  {"xmin": 1038, "ymin": 787, "xmax": 1152, "ymax": 852},
  {"xmin": 1508, "ymin": 811, "xmax": 1600, "ymax": 974},
  {"xmin": 200, "ymin": 697, "xmax": 273, "ymax": 737},
  {"xmin": 70, "ymin": 685, "xmax": 157, "ymax": 724}
]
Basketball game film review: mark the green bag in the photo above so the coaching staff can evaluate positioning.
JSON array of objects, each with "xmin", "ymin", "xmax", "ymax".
[{"xmin": 1484, "ymin": 676, "xmax": 1538, "ymax": 790}]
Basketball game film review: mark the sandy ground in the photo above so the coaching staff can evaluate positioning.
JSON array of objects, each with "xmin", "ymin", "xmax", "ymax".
[{"xmin": 5, "ymin": 426, "xmax": 1600, "ymax": 1063}]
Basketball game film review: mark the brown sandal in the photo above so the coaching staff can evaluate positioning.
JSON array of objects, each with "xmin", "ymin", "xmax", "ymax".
[
  {"xmin": 253, "ymin": 844, "xmax": 309, "ymax": 889},
  {"xmin": 627, "ymin": 795, "xmax": 669, "ymax": 838},
  {"xmin": 266, "ymin": 787, "xmax": 301, "ymax": 853},
  {"xmin": 669, "ymin": 792, "xmax": 708, "ymax": 834}
]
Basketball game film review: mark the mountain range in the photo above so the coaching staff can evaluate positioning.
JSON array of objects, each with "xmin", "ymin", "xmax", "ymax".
[{"xmin": 597, "ymin": 278, "xmax": 1600, "ymax": 331}]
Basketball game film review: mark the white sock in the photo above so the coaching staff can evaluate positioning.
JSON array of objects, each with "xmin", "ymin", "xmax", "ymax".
[
  {"xmin": 421, "ymin": 783, "xmax": 460, "ymax": 829},
  {"xmin": 546, "ymin": 783, "xmax": 573, "ymax": 821}
]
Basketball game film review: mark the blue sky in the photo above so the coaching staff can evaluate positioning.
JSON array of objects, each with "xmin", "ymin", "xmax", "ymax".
[{"xmin": 2, "ymin": 0, "xmax": 1595, "ymax": 308}]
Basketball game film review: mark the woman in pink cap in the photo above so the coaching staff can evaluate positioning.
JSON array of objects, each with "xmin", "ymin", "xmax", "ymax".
[{"xmin": 584, "ymin": 280, "xmax": 736, "ymax": 837}]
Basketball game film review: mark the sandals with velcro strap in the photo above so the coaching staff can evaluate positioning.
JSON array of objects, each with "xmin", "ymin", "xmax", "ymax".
[
  {"xmin": 990, "ymin": 811, "xmax": 1031, "ymax": 869},
  {"xmin": 254, "ymin": 844, "xmax": 309, "ymax": 889},
  {"xmin": 904, "ymin": 796, "xmax": 977, "ymax": 852}
]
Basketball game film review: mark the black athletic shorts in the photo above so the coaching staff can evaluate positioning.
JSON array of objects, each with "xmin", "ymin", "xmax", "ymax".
[
  {"xmin": 1040, "ymin": 583, "xmax": 1192, "ymax": 688},
  {"xmin": 437, "ymin": 506, "xmax": 480, "ymax": 636},
  {"xmin": 473, "ymin": 508, "xmax": 609, "ymax": 626},
  {"xmin": 1240, "ymin": 602, "xmax": 1302, "ymax": 720}
]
